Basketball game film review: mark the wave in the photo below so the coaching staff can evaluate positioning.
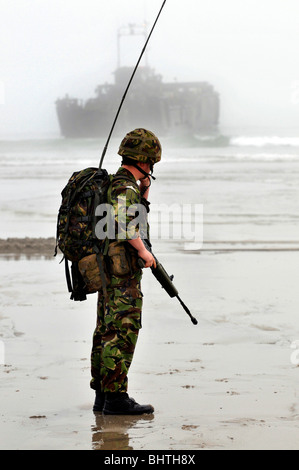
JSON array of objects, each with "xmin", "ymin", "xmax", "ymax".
[{"xmin": 230, "ymin": 136, "xmax": 299, "ymax": 147}]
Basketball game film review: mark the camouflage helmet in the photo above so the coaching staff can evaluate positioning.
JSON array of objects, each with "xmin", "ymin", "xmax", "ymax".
[{"xmin": 118, "ymin": 128, "xmax": 162, "ymax": 164}]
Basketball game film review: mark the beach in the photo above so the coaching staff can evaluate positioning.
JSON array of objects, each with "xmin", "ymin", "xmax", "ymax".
[{"xmin": 1, "ymin": 136, "xmax": 299, "ymax": 450}]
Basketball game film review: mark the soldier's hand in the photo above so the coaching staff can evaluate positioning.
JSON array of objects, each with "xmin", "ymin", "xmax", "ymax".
[
  {"xmin": 138, "ymin": 247, "xmax": 156, "ymax": 269},
  {"xmin": 139, "ymin": 178, "xmax": 150, "ymax": 199}
]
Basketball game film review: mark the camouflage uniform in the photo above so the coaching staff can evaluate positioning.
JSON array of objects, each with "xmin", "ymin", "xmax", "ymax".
[
  {"xmin": 90, "ymin": 129, "xmax": 161, "ymax": 397},
  {"xmin": 90, "ymin": 167, "xmax": 144, "ymax": 393}
]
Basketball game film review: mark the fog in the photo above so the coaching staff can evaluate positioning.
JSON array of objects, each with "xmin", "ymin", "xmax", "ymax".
[{"xmin": 1, "ymin": 0, "xmax": 299, "ymax": 137}]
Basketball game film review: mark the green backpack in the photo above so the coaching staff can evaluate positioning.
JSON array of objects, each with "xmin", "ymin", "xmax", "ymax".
[{"xmin": 55, "ymin": 167, "xmax": 112, "ymax": 301}]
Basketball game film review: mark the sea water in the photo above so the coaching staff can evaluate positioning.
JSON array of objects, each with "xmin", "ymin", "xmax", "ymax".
[
  {"xmin": 0, "ymin": 132, "xmax": 299, "ymax": 450},
  {"xmin": 0, "ymin": 132, "xmax": 299, "ymax": 252}
]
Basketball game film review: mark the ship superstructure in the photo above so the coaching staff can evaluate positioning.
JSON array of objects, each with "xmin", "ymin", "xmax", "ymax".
[{"xmin": 56, "ymin": 24, "xmax": 220, "ymax": 138}]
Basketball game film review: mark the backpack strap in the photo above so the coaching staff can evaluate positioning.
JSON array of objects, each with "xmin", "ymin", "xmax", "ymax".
[
  {"xmin": 110, "ymin": 174, "xmax": 140, "ymax": 196},
  {"xmin": 93, "ymin": 245, "xmax": 108, "ymax": 300},
  {"xmin": 65, "ymin": 258, "xmax": 73, "ymax": 294}
]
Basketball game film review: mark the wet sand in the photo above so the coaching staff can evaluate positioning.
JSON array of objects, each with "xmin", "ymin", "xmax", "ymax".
[
  {"xmin": 0, "ymin": 237, "xmax": 55, "ymax": 258},
  {"xmin": 1, "ymin": 240, "xmax": 299, "ymax": 450}
]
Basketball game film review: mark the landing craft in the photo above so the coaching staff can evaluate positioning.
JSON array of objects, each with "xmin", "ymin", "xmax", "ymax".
[{"xmin": 55, "ymin": 23, "xmax": 220, "ymax": 140}]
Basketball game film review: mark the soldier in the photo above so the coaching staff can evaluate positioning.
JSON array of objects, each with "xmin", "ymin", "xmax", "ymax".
[{"xmin": 91, "ymin": 128, "xmax": 161, "ymax": 415}]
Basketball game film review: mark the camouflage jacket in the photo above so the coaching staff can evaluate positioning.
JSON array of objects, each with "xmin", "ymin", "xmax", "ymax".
[{"xmin": 109, "ymin": 167, "xmax": 150, "ymax": 243}]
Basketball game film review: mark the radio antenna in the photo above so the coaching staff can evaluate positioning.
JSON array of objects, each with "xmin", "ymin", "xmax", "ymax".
[{"xmin": 99, "ymin": 0, "xmax": 167, "ymax": 169}]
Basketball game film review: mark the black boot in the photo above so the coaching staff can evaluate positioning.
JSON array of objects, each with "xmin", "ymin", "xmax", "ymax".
[
  {"xmin": 103, "ymin": 392, "xmax": 154, "ymax": 415},
  {"xmin": 93, "ymin": 391, "xmax": 105, "ymax": 412}
]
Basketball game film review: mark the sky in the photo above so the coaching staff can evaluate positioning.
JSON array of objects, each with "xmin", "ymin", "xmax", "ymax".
[{"xmin": 1, "ymin": 0, "xmax": 299, "ymax": 137}]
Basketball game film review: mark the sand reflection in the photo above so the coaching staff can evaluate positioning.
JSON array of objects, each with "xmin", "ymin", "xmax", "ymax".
[{"xmin": 91, "ymin": 413, "xmax": 154, "ymax": 450}]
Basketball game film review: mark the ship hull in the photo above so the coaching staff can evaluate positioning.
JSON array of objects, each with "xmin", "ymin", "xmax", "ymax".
[{"xmin": 56, "ymin": 67, "xmax": 220, "ymax": 139}]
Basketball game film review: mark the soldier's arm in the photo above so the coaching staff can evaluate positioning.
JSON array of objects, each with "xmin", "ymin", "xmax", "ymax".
[
  {"xmin": 112, "ymin": 185, "xmax": 140, "ymax": 241},
  {"xmin": 128, "ymin": 237, "xmax": 156, "ymax": 269}
]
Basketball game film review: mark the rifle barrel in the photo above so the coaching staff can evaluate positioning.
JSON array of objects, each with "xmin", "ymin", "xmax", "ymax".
[
  {"xmin": 177, "ymin": 295, "xmax": 198, "ymax": 325},
  {"xmin": 138, "ymin": 256, "xmax": 198, "ymax": 326}
]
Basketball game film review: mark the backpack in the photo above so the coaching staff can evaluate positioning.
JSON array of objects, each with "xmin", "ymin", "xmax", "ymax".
[{"xmin": 54, "ymin": 167, "xmax": 112, "ymax": 302}]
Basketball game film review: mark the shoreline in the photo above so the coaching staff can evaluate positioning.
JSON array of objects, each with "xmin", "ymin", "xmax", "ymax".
[
  {"xmin": 0, "ymin": 237, "xmax": 56, "ymax": 257},
  {"xmin": 1, "ymin": 238, "xmax": 299, "ymax": 258}
]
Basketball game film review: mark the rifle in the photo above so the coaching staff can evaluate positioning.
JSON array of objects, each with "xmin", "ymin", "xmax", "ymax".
[{"xmin": 138, "ymin": 241, "xmax": 198, "ymax": 326}]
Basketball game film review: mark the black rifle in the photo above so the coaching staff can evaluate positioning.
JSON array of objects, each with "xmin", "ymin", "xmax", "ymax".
[{"xmin": 138, "ymin": 241, "xmax": 198, "ymax": 326}]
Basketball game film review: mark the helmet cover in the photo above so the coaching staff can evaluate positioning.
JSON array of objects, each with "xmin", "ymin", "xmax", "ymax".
[{"xmin": 118, "ymin": 128, "xmax": 162, "ymax": 164}]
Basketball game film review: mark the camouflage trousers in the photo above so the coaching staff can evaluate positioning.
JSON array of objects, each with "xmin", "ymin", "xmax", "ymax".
[{"xmin": 90, "ymin": 270, "xmax": 143, "ymax": 393}]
